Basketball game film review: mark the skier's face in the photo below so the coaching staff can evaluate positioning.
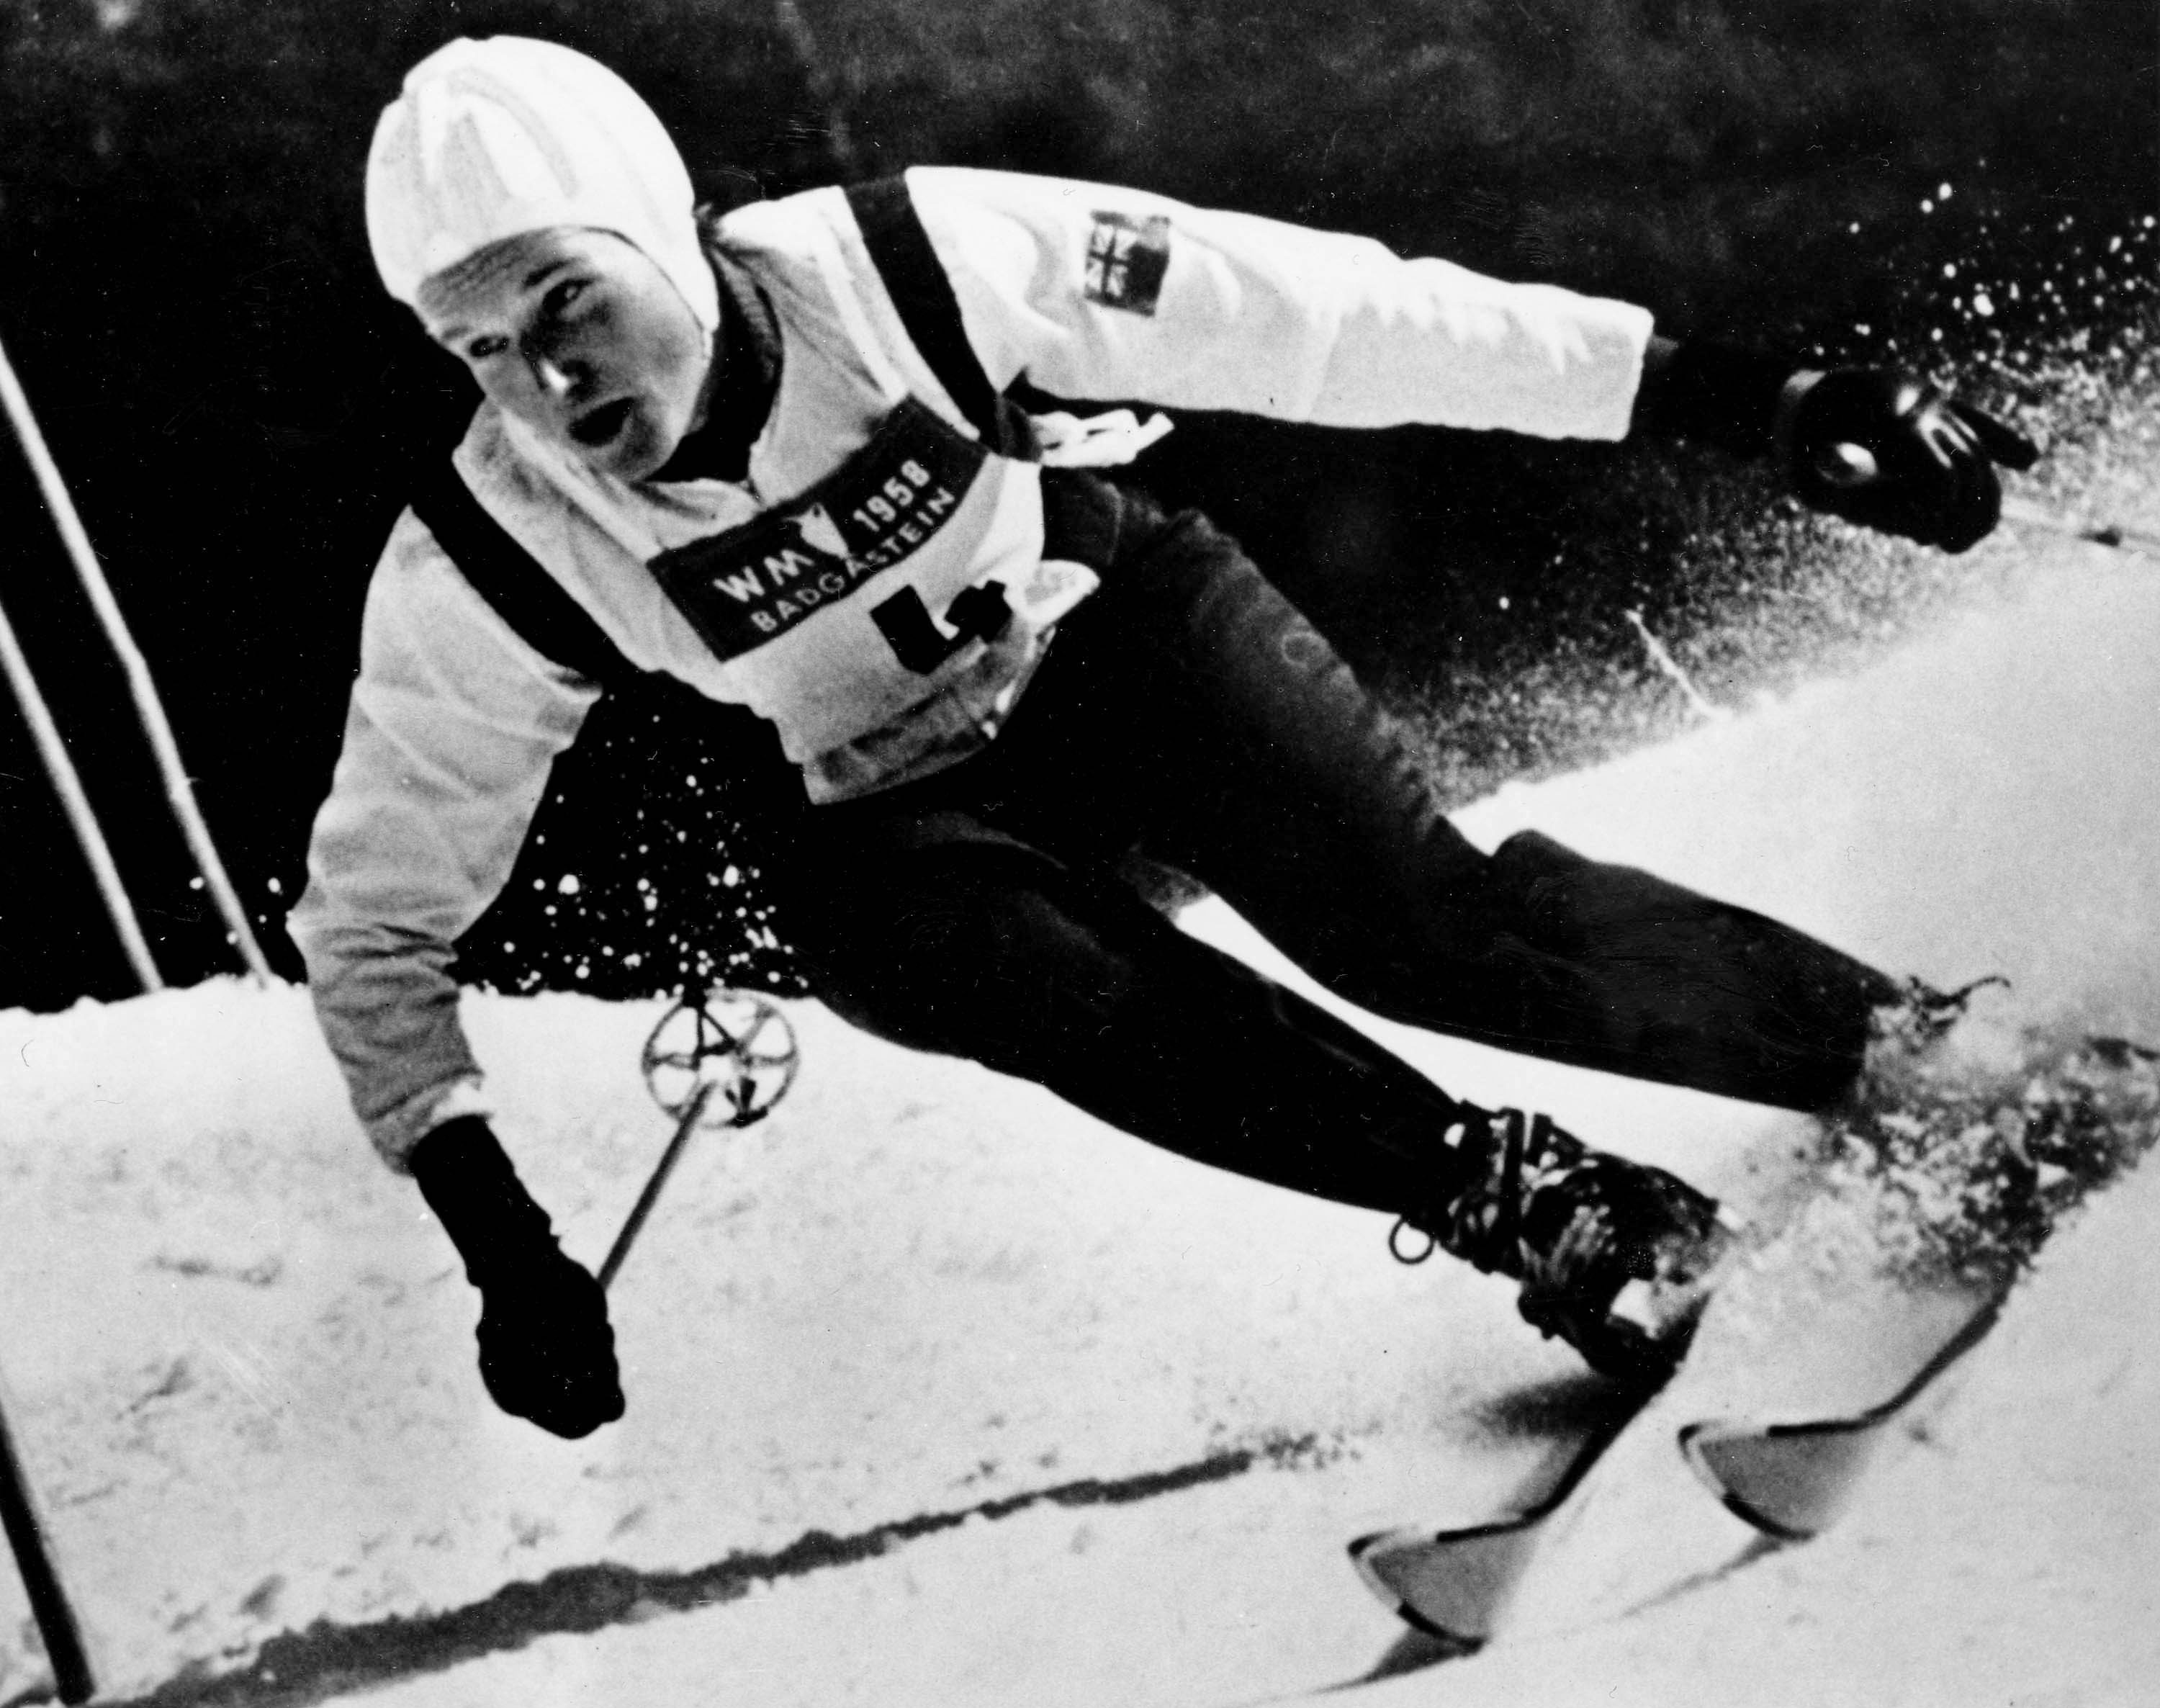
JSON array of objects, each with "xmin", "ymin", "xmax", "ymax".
[{"xmin": 417, "ymin": 228, "xmax": 714, "ymax": 482}]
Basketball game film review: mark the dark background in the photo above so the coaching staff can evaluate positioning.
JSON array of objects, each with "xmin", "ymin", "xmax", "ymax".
[{"xmin": 0, "ymin": 0, "xmax": 2153, "ymax": 1012}]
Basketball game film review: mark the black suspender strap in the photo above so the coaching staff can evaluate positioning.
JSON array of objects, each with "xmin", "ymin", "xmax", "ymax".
[
  {"xmin": 843, "ymin": 176, "xmax": 1035, "ymax": 458},
  {"xmin": 408, "ymin": 461, "xmax": 643, "ymax": 691}
]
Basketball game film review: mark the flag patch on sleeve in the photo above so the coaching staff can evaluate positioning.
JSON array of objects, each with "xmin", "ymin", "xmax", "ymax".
[{"xmin": 1084, "ymin": 212, "xmax": 1171, "ymax": 315}]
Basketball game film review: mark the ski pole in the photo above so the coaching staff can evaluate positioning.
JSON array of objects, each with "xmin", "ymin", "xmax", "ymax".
[
  {"xmin": 0, "ymin": 587, "xmax": 164, "ymax": 992},
  {"xmin": 598, "ymin": 1078, "xmax": 719, "ymax": 1291},
  {"xmin": 0, "ymin": 1372, "xmax": 96, "ymax": 1705},
  {"xmin": 1624, "ymin": 608, "xmax": 1727, "ymax": 722},
  {"xmin": 1821, "ymin": 439, "xmax": 2156, "ymax": 561},
  {"xmin": 0, "ymin": 330, "xmax": 274, "ymax": 984},
  {"xmin": 1999, "ymin": 495, "xmax": 2160, "ymax": 560}
]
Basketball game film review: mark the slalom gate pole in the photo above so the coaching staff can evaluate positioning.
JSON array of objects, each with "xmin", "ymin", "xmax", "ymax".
[
  {"xmin": 0, "ymin": 590, "xmax": 164, "ymax": 993},
  {"xmin": 0, "ymin": 1375, "xmax": 96, "ymax": 1704},
  {"xmin": 0, "ymin": 331, "xmax": 274, "ymax": 984}
]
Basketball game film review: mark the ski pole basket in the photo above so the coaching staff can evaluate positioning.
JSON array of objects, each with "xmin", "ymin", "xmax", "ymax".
[{"xmin": 600, "ymin": 988, "xmax": 801, "ymax": 1290}]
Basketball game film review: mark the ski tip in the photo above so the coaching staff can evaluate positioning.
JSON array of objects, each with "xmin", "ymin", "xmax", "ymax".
[
  {"xmin": 1348, "ymin": 1541, "xmax": 1483, "ymax": 1646},
  {"xmin": 1677, "ymin": 1419, "xmax": 1871, "ymax": 1542},
  {"xmin": 1348, "ymin": 1529, "xmax": 1432, "ymax": 1635},
  {"xmin": 1346, "ymin": 1520, "xmax": 1544, "ymax": 1645}
]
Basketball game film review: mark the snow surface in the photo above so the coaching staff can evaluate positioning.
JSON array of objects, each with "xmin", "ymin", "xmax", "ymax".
[{"xmin": 2, "ymin": 523, "xmax": 2158, "ymax": 1707}]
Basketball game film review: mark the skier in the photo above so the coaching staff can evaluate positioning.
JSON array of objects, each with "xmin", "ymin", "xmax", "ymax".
[{"xmin": 292, "ymin": 35, "xmax": 2038, "ymax": 1439}]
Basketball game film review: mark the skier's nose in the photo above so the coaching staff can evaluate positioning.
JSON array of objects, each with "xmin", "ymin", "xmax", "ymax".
[{"xmin": 528, "ymin": 354, "xmax": 576, "ymax": 400}]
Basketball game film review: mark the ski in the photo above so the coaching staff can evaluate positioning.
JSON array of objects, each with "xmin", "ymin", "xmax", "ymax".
[
  {"xmin": 1350, "ymin": 1028, "xmax": 2160, "ymax": 1647},
  {"xmin": 1346, "ymin": 1385, "xmax": 1649, "ymax": 1647},
  {"xmin": 1677, "ymin": 1285, "xmax": 2004, "ymax": 1540},
  {"xmin": 1349, "ymin": 1261, "xmax": 2009, "ymax": 1645}
]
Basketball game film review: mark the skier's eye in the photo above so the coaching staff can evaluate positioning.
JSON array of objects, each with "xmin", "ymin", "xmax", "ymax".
[{"xmin": 542, "ymin": 279, "xmax": 590, "ymax": 319}]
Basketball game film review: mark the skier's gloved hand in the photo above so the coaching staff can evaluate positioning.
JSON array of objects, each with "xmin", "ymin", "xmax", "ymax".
[
  {"xmin": 409, "ymin": 1115, "xmax": 626, "ymax": 1439},
  {"xmin": 472, "ymin": 1246, "xmax": 624, "ymax": 1439},
  {"xmin": 1781, "ymin": 368, "xmax": 2039, "ymax": 553}
]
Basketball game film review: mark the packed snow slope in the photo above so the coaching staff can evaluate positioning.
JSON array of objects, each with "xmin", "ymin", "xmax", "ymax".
[{"xmin": 2, "ymin": 500, "xmax": 2158, "ymax": 1707}]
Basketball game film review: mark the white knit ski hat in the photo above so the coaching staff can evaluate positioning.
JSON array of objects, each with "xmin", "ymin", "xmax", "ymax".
[{"xmin": 365, "ymin": 36, "xmax": 719, "ymax": 333}]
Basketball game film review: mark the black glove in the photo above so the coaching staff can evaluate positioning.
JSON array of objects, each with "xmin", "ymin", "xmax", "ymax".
[
  {"xmin": 1783, "ymin": 369, "xmax": 2040, "ymax": 553},
  {"xmin": 410, "ymin": 1116, "xmax": 626, "ymax": 1439},
  {"xmin": 472, "ymin": 1248, "xmax": 624, "ymax": 1439}
]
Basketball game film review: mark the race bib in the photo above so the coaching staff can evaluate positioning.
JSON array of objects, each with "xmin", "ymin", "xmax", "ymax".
[{"xmin": 649, "ymin": 397, "xmax": 989, "ymax": 662}]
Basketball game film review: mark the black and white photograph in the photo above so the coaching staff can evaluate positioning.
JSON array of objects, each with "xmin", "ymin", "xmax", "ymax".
[{"xmin": 0, "ymin": 2, "xmax": 2155, "ymax": 1703}]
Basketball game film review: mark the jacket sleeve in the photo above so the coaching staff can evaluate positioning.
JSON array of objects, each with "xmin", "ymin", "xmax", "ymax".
[
  {"xmin": 901, "ymin": 166, "xmax": 1654, "ymax": 442},
  {"xmin": 287, "ymin": 510, "xmax": 600, "ymax": 1169}
]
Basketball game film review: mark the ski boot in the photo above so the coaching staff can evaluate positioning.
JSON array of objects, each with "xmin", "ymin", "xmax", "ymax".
[{"xmin": 1396, "ymin": 1107, "xmax": 1732, "ymax": 1389}]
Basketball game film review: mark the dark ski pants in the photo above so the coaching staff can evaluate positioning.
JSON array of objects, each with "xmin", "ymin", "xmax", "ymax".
[{"xmin": 782, "ymin": 480, "xmax": 1897, "ymax": 1222}]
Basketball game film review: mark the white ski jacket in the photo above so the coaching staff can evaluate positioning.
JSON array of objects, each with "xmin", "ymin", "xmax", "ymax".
[{"xmin": 291, "ymin": 166, "xmax": 1655, "ymax": 1167}]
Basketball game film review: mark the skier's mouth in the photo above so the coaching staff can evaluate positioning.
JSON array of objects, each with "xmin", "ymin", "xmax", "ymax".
[{"xmin": 570, "ymin": 398, "xmax": 634, "ymax": 448}]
